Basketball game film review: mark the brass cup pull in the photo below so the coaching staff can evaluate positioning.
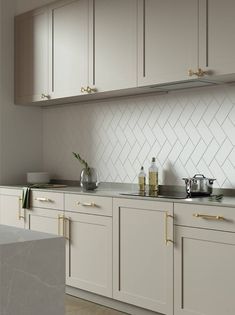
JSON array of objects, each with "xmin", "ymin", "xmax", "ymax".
[
  {"xmin": 193, "ymin": 213, "xmax": 225, "ymax": 220},
  {"xmin": 188, "ymin": 68, "xmax": 208, "ymax": 77},
  {"xmin": 41, "ymin": 93, "xmax": 50, "ymax": 100}
]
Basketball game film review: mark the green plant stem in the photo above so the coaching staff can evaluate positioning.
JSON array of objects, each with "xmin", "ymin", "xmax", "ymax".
[{"xmin": 72, "ymin": 152, "xmax": 91, "ymax": 175}]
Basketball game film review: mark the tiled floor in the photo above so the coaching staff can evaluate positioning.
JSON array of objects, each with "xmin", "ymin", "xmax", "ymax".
[{"xmin": 66, "ymin": 295, "xmax": 127, "ymax": 315}]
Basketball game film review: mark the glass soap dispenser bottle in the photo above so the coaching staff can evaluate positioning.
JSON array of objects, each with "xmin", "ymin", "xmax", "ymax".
[
  {"xmin": 138, "ymin": 166, "xmax": 146, "ymax": 194},
  {"xmin": 149, "ymin": 157, "xmax": 158, "ymax": 195}
]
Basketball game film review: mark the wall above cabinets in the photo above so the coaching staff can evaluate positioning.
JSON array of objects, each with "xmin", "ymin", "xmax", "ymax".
[{"xmin": 15, "ymin": 0, "xmax": 235, "ymax": 106}]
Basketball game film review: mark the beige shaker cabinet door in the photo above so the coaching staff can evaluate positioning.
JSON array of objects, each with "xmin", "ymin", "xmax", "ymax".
[
  {"xmin": 0, "ymin": 192, "xmax": 25, "ymax": 228},
  {"xmin": 27, "ymin": 207, "xmax": 63, "ymax": 236},
  {"xmin": 49, "ymin": 0, "xmax": 90, "ymax": 99},
  {"xmin": 113, "ymin": 198, "xmax": 173, "ymax": 314},
  {"xmin": 65, "ymin": 211, "xmax": 112, "ymax": 298},
  {"xmin": 199, "ymin": 0, "xmax": 235, "ymax": 79},
  {"xmin": 15, "ymin": 8, "xmax": 49, "ymax": 104},
  {"xmin": 174, "ymin": 226, "xmax": 235, "ymax": 315},
  {"xmin": 138, "ymin": 0, "xmax": 198, "ymax": 86},
  {"xmin": 93, "ymin": 0, "xmax": 138, "ymax": 92}
]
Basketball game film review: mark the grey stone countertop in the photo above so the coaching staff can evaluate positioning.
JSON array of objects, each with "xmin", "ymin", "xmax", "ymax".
[
  {"xmin": 0, "ymin": 224, "xmax": 62, "ymax": 245},
  {"xmin": 1, "ymin": 183, "xmax": 235, "ymax": 208}
]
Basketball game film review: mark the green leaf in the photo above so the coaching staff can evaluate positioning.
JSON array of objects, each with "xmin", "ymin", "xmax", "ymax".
[{"xmin": 72, "ymin": 152, "xmax": 91, "ymax": 175}]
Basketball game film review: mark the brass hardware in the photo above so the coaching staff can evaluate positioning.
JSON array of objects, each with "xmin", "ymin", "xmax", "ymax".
[
  {"xmin": 58, "ymin": 215, "xmax": 70, "ymax": 240},
  {"xmin": 58, "ymin": 214, "xmax": 64, "ymax": 236},
  {"xmin": 35, "ymin": 197, "xmax": 52, "ymax": 202},
  {"xmin": 80, "ymin": 86, "xmax": 96, "ymax": 94},
  {"xmin": 164, "ymin": 212, "xmax": 174, "ymax": 245},
  {"xmin": 197, "ymin": 68, "xmax": 209, "ymax": 77},
  {"xmin": 82, "ymin": 202, "xmax": 96, "ymax": 207},
  {"xmin": 188, "ymin": 69, "xmax": 197, "ymax": 77},
  {"xmin": 193, "ymin": 213, "xmax": 225, "ymax": 220},
  {"xmin": 188, "ymin": 68, "xmax": 209, "ymax": 77},
  {"xmin": 86, "ymin": 86, "xmax": 96, "ymax": 93},
  {"xmin": 63, "ymin": 216, "xmax": 70, "ymax": 240},
  {"xmin": 41, "ymin": 93, "xmax": 50, "ymax": 100},
  {"xmin": 18, "ymin": 197, "xmax": 25, "ymax": 220}
]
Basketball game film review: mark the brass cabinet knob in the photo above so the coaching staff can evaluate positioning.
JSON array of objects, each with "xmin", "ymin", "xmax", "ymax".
[
  {"xmin": 81, "ymin": 87, "xmax": 86, "ymax": 93},
  {"xmin": 41, "ymin": 93, "xmax": 50, "ymax": 100},
  {"xmin": 188, "ymin": 68, "xmax": 208, "ymax": 77}
]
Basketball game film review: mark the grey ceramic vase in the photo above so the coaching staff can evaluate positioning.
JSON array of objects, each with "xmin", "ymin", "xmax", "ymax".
[{"xmin": 80, "ymin": 167, "xmax": 99, "ymax": 191}]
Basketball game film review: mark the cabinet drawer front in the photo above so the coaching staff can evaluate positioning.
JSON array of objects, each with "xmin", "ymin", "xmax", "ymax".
[
  {"xmin": 174, "ymin": 203, "xmax": 235, "ymax": 232},
  {"xmin": 0, "ymin": 188, "xmax": 22, "ymax": 197},
  {"xmin": 31, "ymin": 191, "xmax": 64, "ymax": 210},
  {"xmin": 65, "ymin": 194, "xmax": 112, "ymax": 216}
]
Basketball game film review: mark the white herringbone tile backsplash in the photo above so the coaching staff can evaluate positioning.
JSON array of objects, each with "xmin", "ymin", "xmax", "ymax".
[{"xmin": 43, "ymin": 85, "xmax": 235, "ymax": 188}]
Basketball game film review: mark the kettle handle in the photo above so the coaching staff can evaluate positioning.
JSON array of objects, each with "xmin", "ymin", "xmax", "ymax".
[{"xmin": 193, "ymin": 174, "xmax": 206, "ymax": 179}]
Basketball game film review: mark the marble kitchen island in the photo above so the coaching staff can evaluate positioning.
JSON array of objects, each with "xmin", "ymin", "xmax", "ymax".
[{"xmin": 0, "ymin": 225, "xmax": 65, "ymax": 315}]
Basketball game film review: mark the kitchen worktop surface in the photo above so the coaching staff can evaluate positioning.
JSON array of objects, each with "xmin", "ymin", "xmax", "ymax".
[
  {"xmin": 0, "ymin": 224, "xmax": 62, "ymax": 245},
  {"xmin": 1, "ymin": 184, "xmax": 235, "ymax": 208}
]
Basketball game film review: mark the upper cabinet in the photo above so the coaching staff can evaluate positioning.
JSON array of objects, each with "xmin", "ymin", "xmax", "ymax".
[
  {"xmin": 199, "ymin": 0, "xmax": 235, "ymax": 80},
  {"xmin": 15, "ymin": 8, "xmax": 49, "ymax": 103},
  {"xmin": 14, "ymin": 0, "xmax": 235, "ymax": 105},
  {"xmin": 49, "ymin": 0, "xmax": 90, "ymax": 99},
  {"xmin": 94, "ymin": 0, "xmax": 137, "ymax": 92},
  {"xmin": 137, "ymin": 0, "xmax": 198, "ymax": 86}
]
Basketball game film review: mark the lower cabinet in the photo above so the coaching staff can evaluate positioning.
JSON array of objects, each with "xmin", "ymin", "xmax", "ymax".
[
  {"xmin": 64, "ymin": 211, "xmax": 112, "ymax": 297},
  {"xmin": 4, "ymin": 189, "xmax": 235, "ymax": 315},
  {"xmin": 0, "ymin": 189, "xmax": 25, "ymax": 228},
  {"xmin": 113, "ymin": 198, "xmax": 173, "ymax": 314},
  {"xmin": 174, "ymin": 226, "xmax": 235, "ymax": 315},
  {"xmin": 174, "ymin": 203, "xmax": 235, "ymax": 315}
]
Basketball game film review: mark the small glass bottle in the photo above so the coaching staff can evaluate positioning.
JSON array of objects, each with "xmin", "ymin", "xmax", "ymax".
[
  {"xmin": 149, "ymin": 157, "xmax": 158, "ymax": 195},
  {"xmin": 138, "ymin": 166, "xmax": 146, "ymax": 194}
]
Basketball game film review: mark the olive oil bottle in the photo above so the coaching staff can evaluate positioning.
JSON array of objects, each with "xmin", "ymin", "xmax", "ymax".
[
  {"xmin": 149, "ymin": 157, "xmax": 158, "ymax": 194},
  {"xmin": 138, "ymin": 166, "xmax": 146, "ymax": 193}
]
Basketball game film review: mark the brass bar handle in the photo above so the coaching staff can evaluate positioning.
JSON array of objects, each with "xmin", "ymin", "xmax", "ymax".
[
  {"xmin": 58, "ymin": 214, "xmax": 64, "ymax": 236},
  {"xmin": 197, "ymin": 68, "xmax": 209, "ymax": 77},
  {"xmin": 193, "ymin": 213, "xmax": 225, "ymax": 220},
  {"xmin": 63, "ymin": 217, "xmax": 70, "ymax": 240},
  {"xmin": 86, "ymin": 86, "xmax": 97, "ymax": 93},
  {"xmin": 18, "ymin": 197, "xmax": 25, "ymax": 220},
  {"xmin": 82, "ymin": 202, "xmax": 96, "ymax": 207},
  {"xmin": 188, "ymin": 68, "xmax": 209, "ymax": 77},
  {"xmin": 188, "ymin": 69, "xmax": 197, "ymax": 77},
  {"xmin": 41, "ymin": 93, "xmax": 50, "ymax": 100},
  {"xmin": 35, "ymin": 197, "xmax": 52, "ymax": 202},
  {"xmin": 164, "ymin": 212, "xmax": 174, "ymax": 245},
  {"xmin": 81, "ymin": 86, "xmax": 97, "ymax": 93}
]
